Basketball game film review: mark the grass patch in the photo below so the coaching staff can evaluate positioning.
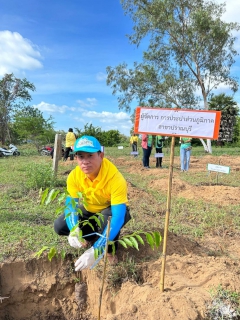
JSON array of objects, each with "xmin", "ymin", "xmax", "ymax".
[
  {"xmin": 0, "ymin": 144, "xmax": 240, "ymax": 263},
  {"xmin": 206, "ymin": 285, "xmax": 240, "ymax": 319}
]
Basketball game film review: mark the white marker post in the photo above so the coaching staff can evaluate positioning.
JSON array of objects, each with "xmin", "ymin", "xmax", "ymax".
[
  {"xmin": 207, "ymin": 163, "xmax": 230, "ymax": 174},
  {"xmin": 134, "ymin": 107, "xmax": 221, "ymax": 292},
  {"xmin": 130, "ymin": 151, "xmax": 139, "ymax": 156},
  {"xmin": 155, "ymin": 153, "xmax": 164, "ymax": 158},
  {"xmin": 208, "ymin": 163, "xmax": 230, "ymax": 185}
]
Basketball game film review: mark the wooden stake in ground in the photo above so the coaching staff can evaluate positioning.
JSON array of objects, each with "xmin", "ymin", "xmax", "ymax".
[
  {"xmin": 160, "ymin": 136, "xmax": 175, "ymax": 292},
  {"xmin": 98, "ymin": 217, "xmax": 111, "ymax": 320},
  {"xmin": 52, "ymin": 134, "xmax": 62, "ymax": 176}
]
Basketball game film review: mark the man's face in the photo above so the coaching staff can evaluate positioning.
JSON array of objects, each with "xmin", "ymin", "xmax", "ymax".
[{"xmin": 76, "ymin": 151, "xmax": 104, "ymax": 178}]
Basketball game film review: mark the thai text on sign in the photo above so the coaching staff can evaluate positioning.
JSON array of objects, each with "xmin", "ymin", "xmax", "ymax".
[{"xmin": 134, "ymin": 107, "xmax": 221, "ymax": 139}]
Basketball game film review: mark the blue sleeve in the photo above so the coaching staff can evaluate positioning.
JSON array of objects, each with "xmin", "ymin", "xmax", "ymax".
[
  {"xmin": 93, "ymin": 203, "xmax": 126, "ymax": 249},
  {"xmin": 64, "ymin": 196, "xmax": 79, "ymax": 231}
]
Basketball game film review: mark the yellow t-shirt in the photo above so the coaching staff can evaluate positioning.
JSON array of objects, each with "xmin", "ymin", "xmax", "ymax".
[
  {"xmin": 67, "ymin": 158, "xmax": 129, "ymax": 213},
  {"xmin": 65, "ymin": 132, "xmax": 76, "ymax": 148},
  {"xmin": 130, "ymin": 136, "xmax": 138, "ymax": 144}
]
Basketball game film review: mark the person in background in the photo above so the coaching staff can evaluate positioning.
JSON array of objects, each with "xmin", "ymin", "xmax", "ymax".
[
  {"xmin": 64, "ymin": 128, "xmax": 76, "ymax": 161},
  {"xmin": 180, "ymin": 136, "xmax": 192, "ymax": 172},
  {"xmin": 141, "ymin": 134, "xmax": 153, "ymax": 168},
  {"xmin": 155, "ymin": 135, "xmax": 164, "ymax": 168},
  {"xmin": 130, "ymin": 133, "xmax": 138, "ymax": 157},
  {"xmin": 54, "ymin": 135, "xmax": 131, "ymax": 271}
]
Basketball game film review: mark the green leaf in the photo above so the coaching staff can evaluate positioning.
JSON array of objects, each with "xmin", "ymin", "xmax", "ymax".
[
  {"xmin": 130, "ymin": 236, "xmax": 139, "ymax": 250},
  {"xmin": 58, "ymin": 192, "xmax": 67, "ymax": 203},
  {"xmin": 40, "ymin": 188, "xmax": 49, "ymax": 205},
  {"xmin": 146, "ymin": 233, "xmax": 154, "ymax": 250},
  {"xmin": 50, "ymin": 189, "xmax": 60, "ymax": 202},
  {"xmin": 60, "ymin": 250, "xmax": 66, "ymax": 260},
  {"xmin": 118, "ymin": 239, "xmax": 127, "ymax": 248},
  {"xmin": 70, "ymin": 198, "xmax": 77, "ymax": 209},
  {"xmin": 97, "ymin": 213, "xmax": 104, "ymax": 223},
  {"xmin": 56, "ymin": 205, "xmax": 65, "ymax": 215},
  {"xmin": 45, "ymin": 189, "xmax": 59, "ymax": 205},
  {"xmin": 81, "ymin": 221, "xmax": 94, "ymax": 231},
  {"xmin": 135, "ymin": 234, "xmax": 145, "ymax": 245},
  {"xmin": 77, "ymin": 207, "xmax": 83, "ymax": 217},
  {"xmin": 109, "ymin": 241, "xmax": 116, "ymax": 256},
  {"xmin": 94, "ymin": 248, "xmax": 100, "ymax": 260},
  {"xmin": 48, "ymin": 247, "xmax": 57, "ymax": 261},
  {"xmin": 153, "ymin": 231, "xmax": 162, "ymax": 248},
  {"xmin": 123, "ymin": 237, "xmax": 133, "ymax": 247},
  {"xmin": 34, "ymin": 245, "xmax": 49, "ymax": 258},
  {"xmin": 70, "ymin": 224, "xmax": 79, "ymax": 234},
  {"xmin": 89, "ymin": 215, "xmax": 102, "ymax": 228},
  {"xmin": 77, "ymin": 191, "xmax": 84, "ymax": 199}
]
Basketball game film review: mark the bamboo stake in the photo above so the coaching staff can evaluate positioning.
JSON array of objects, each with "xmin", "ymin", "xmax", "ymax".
[
  {"xmin": 98, "ymin": 217, "xmax": 111, "ymax": 320},
  {"xmin": 160, "ymin": 136, "xmax": 175, "ymax": 292}
]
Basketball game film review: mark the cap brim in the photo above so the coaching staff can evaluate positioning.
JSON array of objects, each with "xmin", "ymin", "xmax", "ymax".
[{"xmin": 74, "ymin": 147, "xmax": 100, "ymax": 153}]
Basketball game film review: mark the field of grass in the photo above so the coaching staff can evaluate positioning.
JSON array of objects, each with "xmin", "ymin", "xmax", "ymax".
[{"xmin": 0, "ymin": 143, "xmax": 239, "ymax": 263}]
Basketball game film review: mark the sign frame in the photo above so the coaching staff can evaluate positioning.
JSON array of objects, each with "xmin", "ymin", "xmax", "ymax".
[{"xmin": 134, "ymin": 107, "xmax": 221, "ymax": 139}]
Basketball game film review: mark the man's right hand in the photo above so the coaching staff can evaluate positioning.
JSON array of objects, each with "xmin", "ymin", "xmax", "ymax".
[{"xmin": 68, "ymin": 227, "xmax": 89, "ymax": 249}]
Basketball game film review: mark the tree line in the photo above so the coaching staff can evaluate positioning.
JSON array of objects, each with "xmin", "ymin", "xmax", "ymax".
[
  {"xmin": 0, "ymin": 74, "xmax": 129, "ymax": 149},
  {"xmin": 0, "ymin": 73, "xmax": 239, "ymax": 151}
]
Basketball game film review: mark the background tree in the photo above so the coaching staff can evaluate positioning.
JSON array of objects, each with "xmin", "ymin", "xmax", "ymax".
[
  {"xmin": 107, "ymin": 0, "xmax": 240, "ymax": 153},
  {"xmin": 74, "ymin": 123, "xmax": 125, "ymax": 146},
  {"xmin": 208, "ymin": 93, "xmax": 239, "ymax": 145},
  {"xmin": 0, "ymin": 73, "xmax": 35, "ymax": 144},
  {"xmin": 101, "ymin": 130, "xmax": 122, "ymax": 146},
  {"xmin": 13, "ymin": 106, "xmax": 55, "ymax": 151},
  {"xmin": 74, "ymin": 123, "xmax": 102, "ymax": 141},
  {"xmin": 233, "ymin": 116, "xmax": 240, "ymax": 145}
]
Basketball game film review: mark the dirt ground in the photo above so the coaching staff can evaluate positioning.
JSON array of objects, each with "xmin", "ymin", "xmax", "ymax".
[{"xmin": 1, "ymin": 154, "xmax": 240, "ymax": 320}]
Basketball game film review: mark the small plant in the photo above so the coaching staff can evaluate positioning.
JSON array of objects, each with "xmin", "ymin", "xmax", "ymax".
[
  {"xmin": 25, "ymin": 162, "xmax": 57, "ymax": 190},
  {"xmin": 206, "ymin": 285, "xmax": 240, "ymax": 319},
  {"xmin": 37, "ymin": 188, "xmax": 162, "ymax": 263}
]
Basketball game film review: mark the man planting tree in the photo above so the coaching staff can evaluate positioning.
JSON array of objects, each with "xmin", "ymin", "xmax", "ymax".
[{"xmin": 54, "ymin": 135, "xmax": 131, "ymax": 271}]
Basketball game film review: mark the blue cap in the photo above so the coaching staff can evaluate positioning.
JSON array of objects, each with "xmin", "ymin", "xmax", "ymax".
[{"xmin": 73, "ymin": 136, "xmax": 101, "ymax": 153}]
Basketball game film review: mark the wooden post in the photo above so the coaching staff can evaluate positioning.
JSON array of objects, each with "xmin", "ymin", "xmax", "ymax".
[
  {"xmin": 160, "ymin": 136, "xmax": 175, "ymax": 292},
  {"xmin": 52, "ymin": 134, "xmax": 62, "ymax": 176}
]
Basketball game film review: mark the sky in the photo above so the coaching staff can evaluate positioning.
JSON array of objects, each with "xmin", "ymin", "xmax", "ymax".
[{"xmin": 0, "ymin": 0, "xmax": 240, "ymax": 137}]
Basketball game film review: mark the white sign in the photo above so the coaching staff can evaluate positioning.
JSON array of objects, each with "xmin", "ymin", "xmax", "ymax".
[
  {"xmin": 155, "ymin": 153, "xmax": 164, "ymax": 158},
  {"xmin": 131, "ymin": 151, "xmax": 139, "ymax": 155},
  {"xmin": 207, "ymin": 163, "xmax": 230, "ymax": 174},
  {"xmin": 134, "ymin": 107, "xmax": 221, "ymax": 139},
  {"xmin": 118, "ymin": 146, "xmax": 124, "ymax": 149}
]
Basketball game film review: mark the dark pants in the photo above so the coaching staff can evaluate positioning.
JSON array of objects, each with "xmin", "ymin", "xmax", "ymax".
[
  {"xmin": 132, "ymin": 142, "xmax": 138, "ymax": 157},
  {"xmin": 156, "ymin": 147, "xmax": 163, "ymax": 167},
  {"xmin": 142, "ymin": 146, "xmax": 152, "ymax": 167},
  {"xmin": 132, "ymin": 143, "xmax": 137, "ymax": 152},
  {"xmin": 64, "ymin": 147, "xmax": 72, "ymax": 160},
  {"xmin": 54, "ymin": 205, "xmax": 131, "ymax": 253}
]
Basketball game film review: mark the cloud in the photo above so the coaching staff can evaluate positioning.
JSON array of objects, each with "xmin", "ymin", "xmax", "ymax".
[
  {"xmin": 33, "ymin": 101, "xmax": 76, "ymax": 114},
  {"xmin": 96, "ymin": 72, "xmax": 107, "ymax": 81},
  {"xmin": 77, "ymin": 98, "xmax": 98, "ymax": 108},
  {"xmin": 82, "ymin": 110, "xmax": 130, "ymax": 123},
  {"xmin": 215, "ymin": 0, "xmax": 240, "ymax": 23},
  {"xmin": 0, "ymin": 31, "xmax": 43, "ymax": 76}
]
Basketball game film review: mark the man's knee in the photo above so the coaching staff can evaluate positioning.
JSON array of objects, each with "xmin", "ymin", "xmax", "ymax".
[{"xmin": 54, "ymin": 214, "xmax": 69, "ymax": 236}]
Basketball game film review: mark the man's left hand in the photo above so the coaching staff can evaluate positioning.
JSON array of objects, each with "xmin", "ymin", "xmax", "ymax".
[{"xmin": 75, "ymin": 247, "xmax": 95, "ymax": 271}]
